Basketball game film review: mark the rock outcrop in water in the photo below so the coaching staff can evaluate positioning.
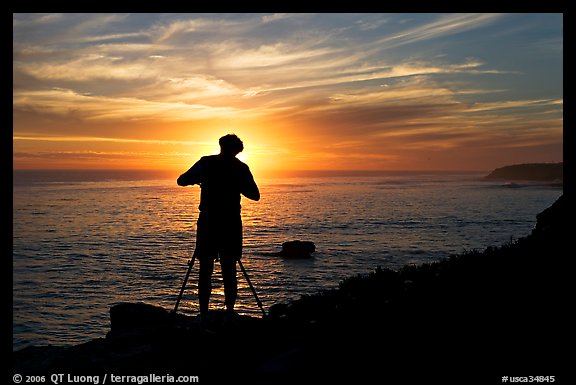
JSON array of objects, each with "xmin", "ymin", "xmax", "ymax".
[
  {"xmin": 276, "ymin": 240, "xmax": 316, "ymax": 259},
  {"xmin": 13, "ymin": 195, "xmax": 568, "ymax": 383}
]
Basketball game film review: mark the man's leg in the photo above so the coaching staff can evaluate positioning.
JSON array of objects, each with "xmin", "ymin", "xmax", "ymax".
[
  {"xmin": 220, "ymin": 256, "xmax": 238, "ymax": 312},
  {"xmin": 198, "ymin": 256, "xmax": 214, "ymax": 316}
]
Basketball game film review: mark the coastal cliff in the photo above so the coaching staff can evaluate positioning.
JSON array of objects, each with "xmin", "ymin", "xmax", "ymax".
[
  {"xmin": 12, "ymin": 195, "xmax": 569, "ymax": 383},
  {"xmin": 485, "ymin": 162, "xmax": 563, "ymax": 182}
]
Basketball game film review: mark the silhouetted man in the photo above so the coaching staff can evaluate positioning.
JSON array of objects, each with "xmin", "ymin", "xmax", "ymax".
[{"xmin": 177, "ymin": 134, "xmax": 260, "ymax": 319}]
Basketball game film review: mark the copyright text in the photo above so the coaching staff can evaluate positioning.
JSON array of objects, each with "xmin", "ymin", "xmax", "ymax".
[{"xmin": 12, "ymin": 374, "xmax": 199, "ymax": 384}]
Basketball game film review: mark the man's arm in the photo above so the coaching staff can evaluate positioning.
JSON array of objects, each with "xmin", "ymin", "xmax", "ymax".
[
  {"xmin": 241, "ymin": 167, "xmax": 260, "ymax": 201},
  {"xmin": 177, "ymin": 159, "xmax": 204, "ymax": 186}
]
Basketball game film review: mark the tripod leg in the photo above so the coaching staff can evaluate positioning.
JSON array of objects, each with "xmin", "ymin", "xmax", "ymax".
[
  {"xmin": 238, "ymin": 259, "xmax": 266, "ymax": 317},
  {"xmin": 173, "ymin": 256, "xmax": 195, "ymax": 314}
]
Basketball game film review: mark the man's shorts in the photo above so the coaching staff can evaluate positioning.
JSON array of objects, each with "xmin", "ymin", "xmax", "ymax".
[{"xmin": 194, "ymin": 212, "xmax": 242, "ymax": 261}]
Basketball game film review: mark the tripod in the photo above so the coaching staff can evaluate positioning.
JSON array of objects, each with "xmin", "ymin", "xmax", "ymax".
[{"xmin": 172, "ymin": 255, "xmax": 267, "ymax": 317}]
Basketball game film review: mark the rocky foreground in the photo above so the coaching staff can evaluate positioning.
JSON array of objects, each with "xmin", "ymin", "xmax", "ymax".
[{"xmin": 13, "ymin": 195, "xmax": 570, "ymax": 384}]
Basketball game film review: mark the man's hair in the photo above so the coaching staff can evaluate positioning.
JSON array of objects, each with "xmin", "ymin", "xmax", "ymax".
[{"xmin": 219, "ymin": 134, "xmax": 244, "ymax": 155}]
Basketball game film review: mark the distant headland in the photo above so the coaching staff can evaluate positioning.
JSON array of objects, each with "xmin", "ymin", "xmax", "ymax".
[{"xmin": 485, "ymin": 162, "xmax": 563, "ymax": 182}]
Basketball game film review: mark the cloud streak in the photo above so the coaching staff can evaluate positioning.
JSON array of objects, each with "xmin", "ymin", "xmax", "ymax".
[
  {"xmin": 13, "ymin": 88, "xmax": 245, "ymax": 121},
  {"xmin": 13, "ymin": 134, "xmax": 210, "ymax": 146},
  {"xmin": 375, "ymin": 13, "xmax": 503, "ymax": 48}
]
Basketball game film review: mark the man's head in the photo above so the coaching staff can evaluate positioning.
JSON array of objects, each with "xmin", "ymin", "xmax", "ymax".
[{"xmin": 219, "ymin": 134, "xmax": 244, "ymax": 157}]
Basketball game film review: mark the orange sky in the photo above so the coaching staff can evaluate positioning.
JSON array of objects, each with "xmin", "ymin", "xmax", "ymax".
[{"xmin": 13, "ymin": 13, "xmax": 563, "ymax": 177}]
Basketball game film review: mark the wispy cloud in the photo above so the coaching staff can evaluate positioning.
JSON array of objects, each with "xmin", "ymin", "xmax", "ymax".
[
  {"xmin": 13, "ymin": 13, "xmax": 508, "ymax": 111},
  {"xmin": 13, "ymin": 133, "xmax": 210, "ymax": 146},
  {"xmin": 377, "ymin": 13, "xmax": 503, "ymax": 47},
  {"xmin": 13, "ymin": 88, "xmax": 245, "ymax": 121},
  {"xmin": 465, "ymin": 98, "xmax": 563, "ymax": 113}
]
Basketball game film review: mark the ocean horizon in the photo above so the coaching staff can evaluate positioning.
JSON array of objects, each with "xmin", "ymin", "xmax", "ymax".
[{"xmin": 13, "ymin": 169, "xmax": 562, "ymax": 351}]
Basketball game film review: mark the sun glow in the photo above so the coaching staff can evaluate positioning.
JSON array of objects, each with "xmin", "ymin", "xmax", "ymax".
[{"xmin": 237, "ymin": 151, "xmax": 249, "ymax": 164}]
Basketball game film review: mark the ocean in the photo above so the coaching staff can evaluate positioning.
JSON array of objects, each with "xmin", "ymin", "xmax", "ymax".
[{"xmin": 12, "ymin": 169, "xmax": 562, "ymax": 351}]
